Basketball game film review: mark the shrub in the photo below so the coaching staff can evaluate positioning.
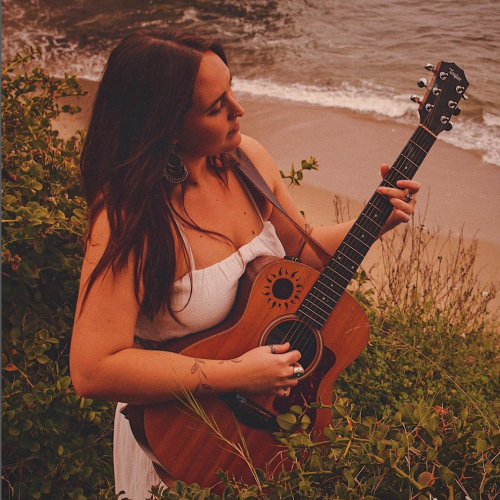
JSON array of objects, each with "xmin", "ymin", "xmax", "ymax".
[{"xmin": 1, "ymin": 47, "xmax": 115, "ymax": 500}]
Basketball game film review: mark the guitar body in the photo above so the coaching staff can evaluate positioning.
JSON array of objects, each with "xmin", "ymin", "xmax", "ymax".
[{"xmin": 128, "ymin": 255, "xmax": 370, "ymax": 488}]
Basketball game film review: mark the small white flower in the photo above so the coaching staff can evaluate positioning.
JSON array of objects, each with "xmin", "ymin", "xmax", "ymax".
[{"xmin": 481, "ymin": 291, "xmax": 489, "ymax": 297}]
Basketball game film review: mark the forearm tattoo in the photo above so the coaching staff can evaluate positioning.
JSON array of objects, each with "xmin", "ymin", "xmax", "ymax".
[
  {"xmin": 191, "ymin": 359, "xmax": 211, "ymax": 392},
  {"xmin": 190, "ymin": 358, "xmax": 242, "ymax": 392}
]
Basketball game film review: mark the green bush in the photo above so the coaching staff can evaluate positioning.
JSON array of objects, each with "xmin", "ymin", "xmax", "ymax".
[
  {"xmin": 2, "ymin": 47, "xmax": 115, "ymax": 500},
  {"xmin": 147, "ymin": 399, "xmax": 500, "ymax": 500}
]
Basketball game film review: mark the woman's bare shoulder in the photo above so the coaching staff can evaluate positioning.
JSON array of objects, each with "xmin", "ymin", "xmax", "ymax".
[
  {"xmin": 84, "ymin": 209, "xmax": 111, "ymax": 264},
  {"xmin": 238, "ymin": 135, "xmax": 282, "ymax": 188}
]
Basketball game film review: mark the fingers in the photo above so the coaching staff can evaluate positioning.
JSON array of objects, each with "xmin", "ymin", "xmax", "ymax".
[
  {"xmin": 380, "ymin": 164, "xmax": 390, "ymax": 178},
  {"xmin": 266, "ymin": 343, "xmax": 304, "ymax": 397},
  {"xmin": 377, "ymin": 179, "xmax": 420, "ymax": 221},
  {"xmin": 377, "ymin": 180, "xmax": 420, "ymax": 199},
  {"xmin": 267, "ymin": 342, "xmax": 301, "ymax": 362},
  {"xmin": 269, "ymin": 342, "xmax": 289, "ymax": 354}
]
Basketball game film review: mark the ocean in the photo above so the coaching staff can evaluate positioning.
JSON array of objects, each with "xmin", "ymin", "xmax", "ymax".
[{"xmin": 2, "ymin": 0, "xmax": 500, "ymax": 167}]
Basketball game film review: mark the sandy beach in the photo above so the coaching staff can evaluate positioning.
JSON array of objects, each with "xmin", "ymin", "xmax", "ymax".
[{"xmin": 55, "ymin": 80, "xmax": 500, "ymax": 311}]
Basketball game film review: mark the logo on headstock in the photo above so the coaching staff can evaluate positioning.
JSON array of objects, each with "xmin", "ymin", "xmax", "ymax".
[{"xmin": 449, "ymin": 68, "xmax": 462, "ymax": 82}]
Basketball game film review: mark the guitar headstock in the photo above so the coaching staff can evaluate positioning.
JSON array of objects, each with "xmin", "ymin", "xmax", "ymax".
[{"xmin": 411, "ymin": 61, "xmax": 469, "ymax": 136}]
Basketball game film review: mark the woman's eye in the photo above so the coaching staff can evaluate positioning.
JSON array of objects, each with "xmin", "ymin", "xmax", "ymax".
[{"xmin": 209, "ymin": 104, "xmax": 224, "ymax": 116}]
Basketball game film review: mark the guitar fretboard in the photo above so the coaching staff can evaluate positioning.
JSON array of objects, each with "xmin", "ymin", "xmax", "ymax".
[{"xmin": 297, "ymin": 125, "xmax": 437, "ymax": 328}]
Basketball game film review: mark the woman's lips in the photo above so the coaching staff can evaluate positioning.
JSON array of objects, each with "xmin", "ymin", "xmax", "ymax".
[{"xmin": 229, "ymin": 123, "xmax": 240, "ymax": 135}]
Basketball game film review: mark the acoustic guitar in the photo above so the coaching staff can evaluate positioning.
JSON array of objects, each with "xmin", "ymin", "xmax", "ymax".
[{"xmin": 128, "ymin": 61, "xmax": 468, "ymax": 488}]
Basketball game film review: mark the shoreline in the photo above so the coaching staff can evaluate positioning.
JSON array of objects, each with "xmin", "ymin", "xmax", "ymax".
[{"xmin": 54, "ymin": 79, "xmax": 500, "ymax": 311}]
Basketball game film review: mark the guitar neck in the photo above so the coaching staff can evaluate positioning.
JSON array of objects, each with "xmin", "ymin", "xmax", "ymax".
[{"xmin": 297, "ymin": 124, "xmax": 437, "ymax": 328}]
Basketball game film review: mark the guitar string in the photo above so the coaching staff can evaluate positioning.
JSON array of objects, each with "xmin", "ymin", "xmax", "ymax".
[
  {"xmin": 279, "ymin": 80, "xmax": 454, "ymax": 368},
  {"xmin": 281, "ymin": 126, "xmax": 433, "ymax": 355},
  {"xmin": 284, "ymin": 121, "xmax": 435, "ymax": 353},
  {"xmin": 282, "ymin": 124, "xmax": 436, "ymax": 359},
  {"xmin": 288, "ymin": 119, "xmax": 448, "ymax": 363},
  {"xmin": 282, "ymin": 130, "xmax": 433, "ymax": 365}
]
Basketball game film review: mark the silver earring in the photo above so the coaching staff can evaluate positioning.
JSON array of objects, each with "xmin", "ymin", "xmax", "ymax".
[{"xmin": 163, "ymin": 148, "xmax": 188, "ymax": 184}]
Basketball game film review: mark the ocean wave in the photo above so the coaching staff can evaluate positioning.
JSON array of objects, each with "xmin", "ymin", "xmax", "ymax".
[
  {"xmin": 233, "ymin": 77, "xmax": 415, "ymax": 118},
  {"xmin": 234, "ymin": 77, "xmax": 500, "ymax": 168}
]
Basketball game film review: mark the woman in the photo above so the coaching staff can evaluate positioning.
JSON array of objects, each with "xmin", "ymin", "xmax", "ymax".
[{"xmin": 70, "ymin": 29, "xmax": 420, "ymax": 498}]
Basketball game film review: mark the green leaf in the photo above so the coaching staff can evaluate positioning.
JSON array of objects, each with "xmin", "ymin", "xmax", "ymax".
[
  {"xmin": 276, "ymin": 413, "xmax": 297, "ymax": 431},
  {"xmin": 439, "ymin": 466, "xmax": 455, "ymax": 486},
  {"xmin": 23, "ymin": 393, "xmax": 37, "ymax": 404},
  {"xmin": 331, "ymin": 404, "xmax": 346, "ymax": 418},
  {"xmin": 343, "ymin": 468, "xmax": 355, "ymax": 488},
  {"xmin": 36, "ymin": 354, "xmax": 50, "ymax": 364},
  {"xmin": 476, "ymin": 437, "xmax": 488, "ymax": 453}
]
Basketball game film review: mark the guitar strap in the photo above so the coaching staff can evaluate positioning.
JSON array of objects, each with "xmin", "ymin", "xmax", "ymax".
[{"xmin": 232, "ymin": 148, "xmax": 332, "ymax": 265}]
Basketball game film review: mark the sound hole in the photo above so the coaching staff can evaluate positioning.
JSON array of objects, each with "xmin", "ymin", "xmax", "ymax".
[
  {"xmin": 272, "ymin": 278, "xmax": 294, "ymax": 300},
  {"xmin": 264, "ymin": 319, "xmax": 318, "ymax": 370}
]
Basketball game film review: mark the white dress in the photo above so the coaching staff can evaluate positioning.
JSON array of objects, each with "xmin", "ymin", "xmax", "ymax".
[{"xmin": 113, "ymin": 216, "xmax": 286, "ymax": 499}]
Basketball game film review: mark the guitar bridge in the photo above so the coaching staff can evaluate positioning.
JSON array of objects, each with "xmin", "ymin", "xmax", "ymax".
[{"xmin": 218, "ymin": 392, "xmax": 280, "ymax": 432}]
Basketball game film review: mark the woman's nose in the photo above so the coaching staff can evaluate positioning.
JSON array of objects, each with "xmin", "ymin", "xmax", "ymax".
[{"xmin": 229, "ymin": 94, "xmax": 245, "ymax": 118}]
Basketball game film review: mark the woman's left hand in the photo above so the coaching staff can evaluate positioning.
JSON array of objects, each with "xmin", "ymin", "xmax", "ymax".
[{"xmin": 377, "ymin": 164, "xmax": 420, "ymax": 233}]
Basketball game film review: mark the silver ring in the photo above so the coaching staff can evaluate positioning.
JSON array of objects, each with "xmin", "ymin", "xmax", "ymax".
[
  {"xmin": 269, "ymin": 344, "xmax": 276, "ymax": 354},
  {"xmin": 405, "ymin": 190, "xmax": 413, "ymax": 202},
  {"xmin": 293, "ymin": 366, "xmax": 304, "ymax": 378}
]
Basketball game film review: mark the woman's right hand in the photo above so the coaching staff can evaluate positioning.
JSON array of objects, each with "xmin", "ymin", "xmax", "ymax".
[{"xmin": 234, "ymin": 342, "xmax": 303, "ymax": 396}]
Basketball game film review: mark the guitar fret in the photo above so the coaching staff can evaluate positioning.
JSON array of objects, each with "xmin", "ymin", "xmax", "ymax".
[
  {"xmin": 302, "ymin": 296, "xmax": 333, "ymax": 316},
  {"xmin": 409, "ymin": 139, "xmax": 428, "ymax": 154},
  {"xmin": 316, "ymin": 273, "xmax": 346, "ymax": 292},
  {"xmin": 390, "ymin": 165, "xmax": 410, "ymax": 180},
  {"xmin": 383, "ymin": 180, "xmax": 397, "ymax": 189},
  {"xmin": 366, "ymin": 200, "xmax": 386, "ymax": 215},
  {"xmin": 299, "ymin": 302, "xmax": 328, "ymax": 324},
  {"xmin": 353, "ymin": 223, "xmax": 378, "ymax": 241},
  {"xmin": 334, "ymin": 250, "xmax": 360, "ymax": 273},
  {"xmin": 359, "ymin": 212, "xmax": 383, "ymax": 231},
  {"xmin": 401, "ymin": 154, "xmax": 418, "ymax": 168},
  {"xmin": 348, "ymin": 231, "xmax": 373, "ymax": 250},
  {"xmin": 342, "ymin": 241, "xmax": 364, "ymax": 260},
  {"xmin": 312, "ymin": 281, "xmax": 343, "ymax": 300},
  {"xmin": 297, "ymin": 308, "xmax": 323, "ymax": 328}
]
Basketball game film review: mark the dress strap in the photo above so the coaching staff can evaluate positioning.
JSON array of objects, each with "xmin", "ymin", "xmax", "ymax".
[{"xmin": 171, "ymin": 212, "xmax": 196, "ymax": 270}]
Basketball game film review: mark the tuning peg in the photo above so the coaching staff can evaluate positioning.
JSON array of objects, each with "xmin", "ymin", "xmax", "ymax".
[
  {"xmin": 453, "ymin": 107, "xmax": 462, "ymax": 116},
  {"xmin": 462, "ymin": 93, "xmax": 469, "ymax": 100},
  {"xmin": 440, "ymin": 116, "xmax": 453, "ymax": 131},
  {"xmin": 418, "ymin": 78, "xmax": 428, "ymax": 88},
  {"xmin": 448, "ymin": 101, "xmax": 458, "ymax": 109},
  {"xmin": 425, "ymin": 63, "xmax": 435, "ymax": 72},
  {"xmin": 410, "ymin": 95, "xmax": 422, "ymax": 103}
]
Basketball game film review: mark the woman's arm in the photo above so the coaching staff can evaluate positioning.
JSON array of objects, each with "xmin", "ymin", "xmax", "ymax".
[
  {"xmin": 239, "ymin": 135, "xmax": 420, "ymax": 269},
  {"xmin": 70, "ymin": 211, "xmax": 302, "ymax": 404}
]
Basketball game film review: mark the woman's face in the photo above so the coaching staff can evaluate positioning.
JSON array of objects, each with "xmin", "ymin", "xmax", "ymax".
[{"xmin": 175, "ymin": 51, "xmax": 245, "ymax": 160}]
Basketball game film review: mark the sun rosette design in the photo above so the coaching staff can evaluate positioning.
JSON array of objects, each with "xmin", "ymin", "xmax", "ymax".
[{"xmin": 262, "ymin": 267, "xmax": 304, "ymax": 310}]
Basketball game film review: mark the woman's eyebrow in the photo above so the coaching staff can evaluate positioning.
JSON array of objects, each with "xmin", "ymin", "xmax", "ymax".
[{"xmin": 204, "ymin": 74, "xmax": 233, "ymax": 113}]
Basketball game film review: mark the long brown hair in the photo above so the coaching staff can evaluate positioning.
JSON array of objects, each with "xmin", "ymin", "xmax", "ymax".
[{"xmin": 80, "ymin": 29, "xmax": 228, "ymax": 320}]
